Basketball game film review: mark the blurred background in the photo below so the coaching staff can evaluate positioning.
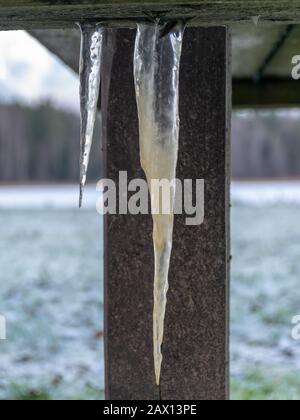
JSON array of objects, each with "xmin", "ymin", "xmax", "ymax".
[{"xmin": 1, "ymin": 30, "xmax": 300, "ymax": 400}]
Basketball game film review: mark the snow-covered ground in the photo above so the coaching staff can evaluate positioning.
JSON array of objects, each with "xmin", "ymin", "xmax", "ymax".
[
  {"xmin": 0, "ymin": 185, "xmax": 103, "ymax": 400},
  {"xmin": 0, "ymin": 184, "xmax": 98, "ymax": 210},
  {"xmin": 232, "ymin": 180, "xmax": 300, "ymax": 205}
]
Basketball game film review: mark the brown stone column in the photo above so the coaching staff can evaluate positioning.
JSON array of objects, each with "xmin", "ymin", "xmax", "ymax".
[{"xmin": 104, "ymin": 27, "xmax": 231, "ymax": 401}]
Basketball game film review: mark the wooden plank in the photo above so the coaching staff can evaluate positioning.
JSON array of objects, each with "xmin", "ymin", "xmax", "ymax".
[
  {"xmin": 29, "ymin": 24, "xmax": 290, "ymax": 80},
  {"xmin": 28, "ymin": 28, "xmax": 300, "ymax": 110},
  {"xmin": 231, "ymin": 23, "xmax": 286, "ymax": 79},
  {"xmin": 104, "ymin": 28, "xmax": 159, "ymax": 400},
  {"xmin": 1, "ymin": 1, "xmax": 300, "ymax": 29},
  {"xmin": 160, "ymin": 26, "xmax": 231, "ymax": 400},
  {"xmin": 104, "ymin": 26, "xmax": 230, "ymax": 400},
  {"xmin": 29, "ymin": 25, "xmax": 300, "ymax": 108},
  {"xmin": 233, "ymin": 79, "xmax": 300, "ymax": 107},
  {"xmin": 264, "ymin": 25, "xmax": 300, "ymax": 78}
]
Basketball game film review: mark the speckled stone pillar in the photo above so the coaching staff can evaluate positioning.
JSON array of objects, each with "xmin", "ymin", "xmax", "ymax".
[{"xmin": 104, "ymin": 27, "xmax": 231, "ymax": 400}]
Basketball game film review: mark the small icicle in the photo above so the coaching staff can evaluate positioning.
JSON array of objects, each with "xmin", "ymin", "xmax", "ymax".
[
  {"xmin": 252, "ymin": 15, "xmax": 260, "ymax": 26},
  {"xmin": 134, "ymin": 21, "xmax": 184, "ymax": 385},
  {"xmin": 78, "ymin": 23, "xmax": 104, "ymax": 207}
]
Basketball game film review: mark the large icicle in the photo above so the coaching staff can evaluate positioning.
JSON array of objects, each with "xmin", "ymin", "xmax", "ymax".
[
  {"xmin": 78, "ymin": 23, "xmax": 104, "ymax": 207},
  {"xmin": 134, "ymin": 21, "xmax": 184, "ymax": 385}
]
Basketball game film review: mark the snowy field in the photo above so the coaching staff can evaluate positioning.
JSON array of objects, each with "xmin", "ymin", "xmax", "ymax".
[
  {"xmin": 231, "ymin": 181, "xmax": 300, "ymax": 399},
  {"xmin": 1, "ymin": 182, "xmax": 300, "ymax": 399},
  {"xmin": 0, "ymin": 185, "xmax": 103, "ymax": 400}
]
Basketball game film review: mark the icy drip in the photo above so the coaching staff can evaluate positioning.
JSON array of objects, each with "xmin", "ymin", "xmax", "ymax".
[
  {"xmin": 78, "ymin": 23, "xmax": 103, "ymax": 207},
  {"xmin": 252, "ymin": 16, "xmax": 260, "ymax": 25},
  {"xmin": 134, "ymin": 21, "xmax": 184, "ymax": 385}
]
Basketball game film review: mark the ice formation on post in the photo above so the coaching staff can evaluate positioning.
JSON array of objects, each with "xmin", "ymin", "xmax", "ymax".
[
  {"xmin": 134, "ymin": 21, "xmax": 184, "ymax": 385},
  {"xmin": 252, "ymin": 16, "xmax": 260, "ymax": 25},
  {"xmin": 78, "ymin": 23, "xmax": 103, "ymax": 207}
]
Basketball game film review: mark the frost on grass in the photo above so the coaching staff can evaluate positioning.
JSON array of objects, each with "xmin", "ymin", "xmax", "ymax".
[{"xmin": 0, "ymin": 207, "xmax": 104, "ymax": 400}]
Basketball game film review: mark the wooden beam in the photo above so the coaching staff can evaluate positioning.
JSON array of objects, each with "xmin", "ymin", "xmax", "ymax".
[
  {"xmin": 263, "ymin": 25, "xmax": 300, "ymax": 78},
  {"xmin": 233, "ymin": 79, "xmax": 300, "ymax": 108},
  {"xmin": 231, "ymin": 24, "xmax": 287, "ymax": 79},
  {"xmin": 29, "ymin": 29, "xmax": 80, "ymax": 73},
  {"xmin": 1, "ymin": 1, "xmax": 300, "ymax": 29},
  {"xmin": 104, "ymin": 26, "xmax": 230, "ymax": 400}
]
